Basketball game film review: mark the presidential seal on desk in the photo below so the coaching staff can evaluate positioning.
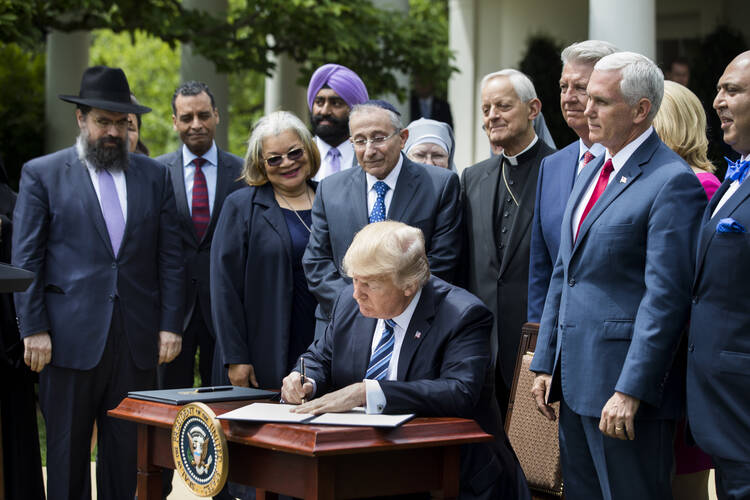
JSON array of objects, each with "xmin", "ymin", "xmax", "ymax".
[{"xmin": 171, "ymin": 402, "xmax": 228, "ymax": 496}]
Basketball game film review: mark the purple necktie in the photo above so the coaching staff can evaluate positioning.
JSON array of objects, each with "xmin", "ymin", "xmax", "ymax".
[
  {"xmin": 328, "ymin": 147, "xmax": 341, "ymax": 174},
  {"xmin": 97, "ymin": 169, "xmax": 125, "ymax": 255}
]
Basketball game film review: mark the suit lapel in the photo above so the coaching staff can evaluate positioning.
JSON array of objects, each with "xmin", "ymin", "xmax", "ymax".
[
  {"xmin": 72, "ymin": 154, "xmax": 113, "ymax": 257},
  {"xmin": 563, "ymin": 155, "xmax": 601, "ymax": 258},
  {"xmin": 257, "ymin": 184, "xmax": 293, "ymax": 262},
  {"xmin": 354, "ymin": 316, "xmax": 379, "ymax": 378},
  {"xmin": 347, "ymin": 168, "xmax": 369, "ymax": 228},
  {"xmin": 397, "ymin": 284, "xmax": 435, "ymax": 380},
  {"xmin": 388, "ymin": 156, "xmax": 418, "ymax": 221},
  {"xmin": 121, "ymin": 160, "xmax": 142, "ymax": 254},
  {"xmin": 169, "ymin": 152, "xmax": 198, "ymax": 246},
  {"xmin": 203, "ymin": 150, "xmax": 234, "ymax": 243},
  {"xmin": 479, "ymin": 158, "xmax": 501, "ymax": 270}
]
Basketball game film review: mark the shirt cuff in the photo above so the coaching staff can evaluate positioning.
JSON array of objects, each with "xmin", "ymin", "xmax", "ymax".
[{"xmin": 364, "ymin": 379, "xmax": 386, "ymax": 414}]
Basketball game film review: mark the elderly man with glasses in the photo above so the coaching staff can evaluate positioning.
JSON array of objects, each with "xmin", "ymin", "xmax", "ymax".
[{"xmin": 303, "ymin": 99, "xmax": 463, "ymax": 339}]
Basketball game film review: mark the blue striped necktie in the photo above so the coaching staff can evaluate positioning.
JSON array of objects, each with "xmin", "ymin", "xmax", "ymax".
[{"xmin": 365, "ymin": 319, "xmax": 397, "ymax": 381}]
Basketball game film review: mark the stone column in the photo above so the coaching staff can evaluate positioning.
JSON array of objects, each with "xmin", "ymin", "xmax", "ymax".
[
  {"xmin": 45, "ymin": 31, "xmax": 90, "ymax": 153},
  {"xmin": 448, "ymin": 0, "xmax": 478, "ymax": 172},
  {"xmin": 263, "ymin": 49, "xmax": 308, "ymax": 119},
  {"xmin": 589, "ymin": 0, "xmax": 656, "ymax": 59},
  {"xmin": 181, "ymin": 0, "xmax": 230, "ymax": 150}
]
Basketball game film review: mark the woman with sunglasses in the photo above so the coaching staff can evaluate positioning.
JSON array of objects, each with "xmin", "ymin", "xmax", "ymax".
[{"xmin": 210, "ymin": 111, "xmax": 321, "ymax": 390}]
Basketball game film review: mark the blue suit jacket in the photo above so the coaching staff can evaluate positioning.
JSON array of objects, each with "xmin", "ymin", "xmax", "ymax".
[
  {"xmin": 527, "ymin": 141, "xmax": 578, "ymax": 322},
  {"xmin": 210, "ymin": 181, "xmax": 317, "ymax": 388},
  {"xmin": 155, "ymin": 148, "xmax": 244, "ymax": 334},
  {"xmin": 303, "ymin": 276, "xmax": 527, "ymax": 499},
  {"xmin": 688, "ymin": 178, "xmax": 750, "ymax": 462},
  {"xmin": 303, "ymin": 155, "xmax": 462, "ymax": 320},
  {"xmin": 529, "ymin": 131, "xmax": 706, "ymax": 419},
  {"xmin": 12, "ymin": 147, "xmax": 184, "ymax": 370}
]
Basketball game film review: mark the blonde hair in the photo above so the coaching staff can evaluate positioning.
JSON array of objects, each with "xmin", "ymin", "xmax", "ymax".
[
  {"xmin": 241, "ymin": 111, "xmax": 321, "ymax": 186},
  {"xmin": 653, "ymin": 81, "xmax": 716, "ymax": 173},
  {"xmin": 342, "ymin": 221, "xmax": 430, "ymax": 291}
]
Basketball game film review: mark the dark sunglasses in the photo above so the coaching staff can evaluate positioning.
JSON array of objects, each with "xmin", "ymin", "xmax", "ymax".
[{"xmin": 264, "ymin": 148, "xmax": 305, "ymax": 167}]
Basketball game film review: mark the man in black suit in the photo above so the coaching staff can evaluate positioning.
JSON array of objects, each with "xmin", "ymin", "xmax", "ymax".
[
  {"xmin": 303, "ymin": 100, "xmax": 463, "ymax": 339},
  {"xmin": 285, "ymin": 221, "xmax": 528, "ymax": 500},
  {"xmin": 461, "ymin": 69, "xmax": 555, "ymax": 418},
  {"xmin": 13, "ymin": 66, "xmax": 183, "ymax": 500},
  {"xmin": 155, "ymin": 81, "xmax": 244, "ymax": 391}
]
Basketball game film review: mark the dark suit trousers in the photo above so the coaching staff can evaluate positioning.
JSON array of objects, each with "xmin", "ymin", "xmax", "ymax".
[
  {"xmin": 159, "ymin": 304, "xmax": 214, "ymax": 389},
  {"xmin": 559, "ymin": 398, "xmax": 674, "ymax": 500},
  {"xmin": 713, "ymin": 457, "xmax": 750, "ymax": 500},
  {"xmin": 40, "ymin": 302, "xmax": 156, "ymax": 500}
]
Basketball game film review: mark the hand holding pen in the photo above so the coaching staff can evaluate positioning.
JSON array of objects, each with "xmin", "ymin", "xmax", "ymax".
[{"xmin": 300, "ymin": 357, "xmax": 307, "ymax": 404}]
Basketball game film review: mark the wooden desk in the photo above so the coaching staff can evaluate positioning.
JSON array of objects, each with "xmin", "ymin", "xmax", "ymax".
[{"xmin": 109, "ymin": 398, "xmax": 492, "ymax": 499}]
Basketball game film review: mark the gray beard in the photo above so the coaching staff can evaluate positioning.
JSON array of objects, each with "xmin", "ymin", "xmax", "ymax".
[{"xmin": 76, "ymin": 129, "xmax": 129, "ymax": 172}]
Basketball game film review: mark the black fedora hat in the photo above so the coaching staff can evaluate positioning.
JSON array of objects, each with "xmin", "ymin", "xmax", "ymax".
[{"xmin": 59, "ymin": 66, "xmax": 152, "ymax": 114}]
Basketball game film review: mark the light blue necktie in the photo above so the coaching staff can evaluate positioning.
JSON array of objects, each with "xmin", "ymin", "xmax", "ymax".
[
  {"xmin": 365, "ymin": 319, "xmax": 397, "ymax": 381},
  {"xmin": 369, "ymin": 181, "xmax": 390, "ymax": 223},
  {"xmin": 97, "ymin": 169, "xmax": 125, "ymax": 255}
]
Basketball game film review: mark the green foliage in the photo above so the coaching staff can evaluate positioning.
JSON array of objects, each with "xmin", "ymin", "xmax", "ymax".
[
  {"xmin": 89, "ymin": 29, "xmax": 181, "ymax": 157},
  {"xmin": 0, "ymin": 43, "xmax": 44, "ymax": 189},
  {"xmin": 519, "ymin": 34, "xmax": 576, "ymax": 148},
  {"xmin": 227, "ymin": 69, "xmax": 264, "ymax": 156},
  {"xmin": 408, "ymin": 0, "xmax": 453, "ymax": 97}
]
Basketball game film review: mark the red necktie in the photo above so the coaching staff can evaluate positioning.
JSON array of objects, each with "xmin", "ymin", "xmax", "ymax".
[
  {"xmin": 192, "ymin": 157, "xmax": 210, "ymax": 239},
  {"xmin": 575, "ymin": 158, "xmax": 614, "ymax": 240},
  {"xmin": 582, "ymin": 150, "xmax": 595, "ymax": 166}
]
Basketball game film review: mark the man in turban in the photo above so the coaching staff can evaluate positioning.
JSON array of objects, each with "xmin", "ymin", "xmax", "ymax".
[{"xmin": 306, "ymin": 63, "xmax": 369, "ymax": 180}]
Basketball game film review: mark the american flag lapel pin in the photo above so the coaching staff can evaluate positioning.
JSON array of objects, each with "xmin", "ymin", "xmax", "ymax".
[
  {"xmin": 414, "ymin": 331, "xmax": 422, "ymax": 339},
  {"xmin": 619, "ymin": 176, "xmax": 627, "ymax": 183}
]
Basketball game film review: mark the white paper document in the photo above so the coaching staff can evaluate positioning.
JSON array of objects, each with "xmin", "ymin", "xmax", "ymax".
[{"xmin": 218, "ymin": 403, "xmax": 414, "ymax": 428}]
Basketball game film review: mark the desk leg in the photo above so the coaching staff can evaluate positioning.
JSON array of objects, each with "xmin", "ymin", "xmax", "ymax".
[
  {"xmin": 136, "ymin": 424, "xmax": 162, "ymax": 500},
  {"xmin": 305, "ymin": 458, "xmax": 334, "ymax": 500},
  {"xmin": 256, "ymin": 489, "xmax": 279, "ymax": 500},
  {"xmin": 442, "ymin": 446, "xmax": 460, "ymax": 500}
]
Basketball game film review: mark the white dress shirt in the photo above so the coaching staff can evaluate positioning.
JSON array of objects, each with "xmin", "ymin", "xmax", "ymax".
[
  {"xmin": 312, "ymin": 137, "xmax": 356, "ymax": 181},
  {"xmin": 712, "ymin": 154, "xmax": 746, "ymax": 217},
  {"xmin": 365, "ymin": 154, "xmax": 404, "ymax": 217},
  {"xmin": 364, "ymin": 288, "xmax": 423, "ymax": 414},
  {"xmin": 577, "ymin": 140, "xmax": 606, "ymax": 175},
  {"xmin": 78, "ymin": 137, "xmax": 128, "ymax": 222},
  {"xmin": 571, "ymin": 127, "xmax": 653, "ymax": 237},
  {"xmin": 182, "ymin": 141, "xmax": 218, "ymax": 216}
]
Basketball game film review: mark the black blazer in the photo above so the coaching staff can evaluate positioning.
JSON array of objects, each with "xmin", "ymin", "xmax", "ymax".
[
  {"xmin": 302, "ymin": 276, "xmax": 528, "ymax": 499},
  {"xmin": 410, "ymin": 94, "xmax": 454, "ymax": 128},
  {"xmin": 210, "ymin": 181, "xmax": 318, "ymax": 387},
  {"xmin": 155, "ymin": 148, "xmax": 244, "ymax": 333}
]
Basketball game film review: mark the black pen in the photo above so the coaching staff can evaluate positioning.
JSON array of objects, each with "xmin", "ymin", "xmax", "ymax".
[
  {"xmin": 300, "ymin": 357, "xmax": 307, "ymax": 404},
  {"xmin": 196, "ymin": 385, "xmax": 234, "ymax": 393}
]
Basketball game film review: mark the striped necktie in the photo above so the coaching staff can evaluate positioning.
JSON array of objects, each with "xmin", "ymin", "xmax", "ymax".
[{"xmin": 365, "ymin": 319, "xmax": 397, "ymax": 381}]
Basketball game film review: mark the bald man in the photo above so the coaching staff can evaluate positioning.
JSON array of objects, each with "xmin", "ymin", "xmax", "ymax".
[{"xmin": 687, "ymin": 50, "xmax": 750, "ymax": 499}]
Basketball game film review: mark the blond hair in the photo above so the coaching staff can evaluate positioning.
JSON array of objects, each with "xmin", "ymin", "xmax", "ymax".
[
  {"xmin": 653, "ymin": 81, "xmax": 715, "ymax": 173},
  {"xmin": 342, "ymin": 221, "xmax": 430, "ymax": 291},
  {"xmin": 241, "ymin": 111, "xmax": 321, "ymax": 186}
]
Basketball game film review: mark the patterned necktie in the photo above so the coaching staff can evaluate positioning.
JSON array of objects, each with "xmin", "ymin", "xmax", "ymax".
[
  {"xmin": 192, "ymin": 157, "xmax": 210, "ymax": 239},
  {"xmin": 369, "ymin": 181, "xmax": 390, "ymax": 223},
  {"xmin": 97, "ymin": 169, "xmax": 125, "ymax": 255},
  {"xmin": 328, "ymin": 147, "xmax": 342, "ymax": 175},
  {"xmin": 582, "ymin": 150, "xmax": 595, "ymax": 166},
  {"xmin": 365, "ymin": 319, "xmax": 397, "ymax": 381},
  {"xmin": 725, "ymin": 157, "xmax": 750, "ymax": 184},
  {"xmin": 576, "ymin": 158, "xmax": 614, "ymax": 240}
]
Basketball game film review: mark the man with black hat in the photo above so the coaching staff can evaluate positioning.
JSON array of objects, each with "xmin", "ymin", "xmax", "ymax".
[{"xmin": 12, "ymin": 66, "xmax": 184, "ymax": 500}]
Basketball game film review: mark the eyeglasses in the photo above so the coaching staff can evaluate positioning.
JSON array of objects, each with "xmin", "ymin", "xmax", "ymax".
[
  {"xmin": 264, "ymin": 148, "xmax": 305, "ymax": 167},
  {"xmin": 92, "ymin": 116, "xmax": 130, "ymax": 131},
  {"xmin": 350, "ymin": 131, "xmax": 400, "ymax": 149}
]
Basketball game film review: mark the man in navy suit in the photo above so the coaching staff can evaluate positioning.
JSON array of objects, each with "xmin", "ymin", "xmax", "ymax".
[
  {"xmin": 286, "ymin": 221, "xmax": 528, "ymax": 500},
  {"xmin": 530, "ymin": 52, "xmax": 706, "ymax": 499},
  {"xmin": 303, "ymin": 100, "xmax": 462, "ymax": 338},
  {"xmin": 527, "ymin": 40, "xmax": 617, "ymax": 322},
  {"xmin": 688, "ymin": 50, "xmax": 750, "ymax": 499},
  {"xmin": 156, "ymin": 81, "xmax": 243, "ymax": 391},
  {"xmin": 13, "ymin": 66, "xmax": 183, "ymax": 500}
]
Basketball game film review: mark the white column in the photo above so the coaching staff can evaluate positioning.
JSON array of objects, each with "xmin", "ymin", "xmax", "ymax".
[
  {"xmin": 448, "ymin": 0, "xmax": 478, "ymax": 172},
  {"xmin": 589, "ymin": 0, "xmax": 655, "ymax": 60},
  {"xmin": 45, "ymin": 30, "xmax": 90, "ymax": 153},
  {"xmin": 372, "ymin": 0, "xmax": 410, "ymax": 119},
  {"xmin": 263, "ymin": 49, "xmax": 308, "ymax": 119},
  {"xmin": 181, "ymin": 0, "xmax": 230, "ymax": 150}
]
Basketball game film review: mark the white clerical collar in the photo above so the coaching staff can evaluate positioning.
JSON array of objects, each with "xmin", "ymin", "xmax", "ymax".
[
  {"xmin": 605, "ymin": 126, "xmax": 653, "ymax": 171},
  {"xmin": 390, "ymin": 287, "xmax": 423, "ymax": 332},
  {"xmin": 366, "ymin": 153, "xmax": 404, "ymax": 192},
  {"xmin": 502, "ymin": 134, "xmax": 538, "ymax": 166},
  {"xmin": 182, "ymin": 141, "xmax": 218, "ymax": 168}
]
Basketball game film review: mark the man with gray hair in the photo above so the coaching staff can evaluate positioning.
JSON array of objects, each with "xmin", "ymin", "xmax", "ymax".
[
  {"xmin": 462, "ymin": 69, "xmax": 555, "ymax": 417},
  {"xmin": 288, "ymin": 221, "xmax": 529, "ymax": 500},
  {"xmin": 528, "ymin": 40, "xmax": 618, "ymax": 322},
  {"xmin": 303, "ymin": 99, "xmax": 462, "ymax": 338},
  {"xmin": 529, "ymin": 52, "xmax": 706, "ymax": 499}
]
